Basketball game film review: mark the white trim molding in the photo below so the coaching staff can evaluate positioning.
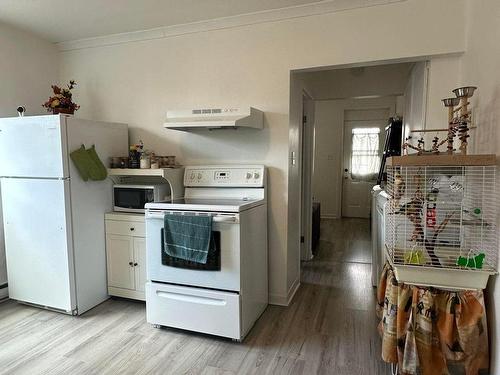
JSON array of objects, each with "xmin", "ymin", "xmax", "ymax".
[
  {"xmin": 57, "ymin": 0, "xmax": 406, "ymax": 51},
  {"xmin": 0, "ymin": 284, "xmax": 8, "ymax": 301},
  {"xmin": 269, "ymin": 278, "xmax": 301, "ymax": 306},
  {"xmin": 320, "ymin": 214, "xmax": 338, "ymax": 219}
]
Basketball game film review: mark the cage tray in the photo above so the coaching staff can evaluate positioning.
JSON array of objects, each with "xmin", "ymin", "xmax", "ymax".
[{"xmin": 390, "ymin": 262, "xmax": 494, "ymax": 290}]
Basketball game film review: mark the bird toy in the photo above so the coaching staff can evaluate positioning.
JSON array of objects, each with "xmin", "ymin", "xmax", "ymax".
[{"xmin": 456, "ymin": 251, "xmax": 485, "ymax": 269}]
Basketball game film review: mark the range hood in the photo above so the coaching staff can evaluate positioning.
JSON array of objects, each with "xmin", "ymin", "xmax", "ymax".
[{"xmin": 164, "ymin": 107, "xmax": 263, "ymax": 131}]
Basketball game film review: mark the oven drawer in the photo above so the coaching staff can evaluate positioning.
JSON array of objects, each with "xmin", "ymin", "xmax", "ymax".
[
  {"xmin": 146, "ymin": 282, "xmax": 241, "ymax": 340},
  {"xmin": 106, "ymin": 220, "xmax": 146, "ymax": 237}
]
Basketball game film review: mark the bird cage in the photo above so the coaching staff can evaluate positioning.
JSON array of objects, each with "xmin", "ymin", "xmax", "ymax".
[{"xmin": 385, "ymin": 154, "xmax": 498, "ymax": 290}]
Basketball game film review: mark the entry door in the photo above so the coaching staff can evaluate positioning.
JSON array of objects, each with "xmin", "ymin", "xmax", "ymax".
[{"xmin": 342, "ymin": 109, "xmax": 388, "ymax": 218}]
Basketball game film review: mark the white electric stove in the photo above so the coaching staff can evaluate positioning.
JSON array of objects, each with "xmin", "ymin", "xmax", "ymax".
[{"xmin": 145, "ymin": 165, "xmax": 268, "ymax": 341}]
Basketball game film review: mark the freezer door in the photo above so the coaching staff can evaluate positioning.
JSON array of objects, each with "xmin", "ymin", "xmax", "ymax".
[
  {"xmin": 0, "ymin": 115, "xmax": 68, "ymax": 178},
  {"xmin": 1, "ymin": 178, "xmax": 75, "ymax": 312}
]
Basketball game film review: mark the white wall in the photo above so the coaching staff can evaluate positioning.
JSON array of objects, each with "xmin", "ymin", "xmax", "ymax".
[
  {"xmin": 425, "ymin": 55, "xmax": 462, "ymax": 132},
  {"xmin": 0, "ymin": 22, "xmax": 58, "ymax": 298},
  {"xmin": 403, "ymin": 61, "xmax": 427, "ymax": 140},
  {"xmin": 404, "ymin": 56, "xmax": 462, "ymax": 148},
  {"xmin": 0, "ymin": 23, "xmax": 58, "ymax": 118},
  {"xmin": 313, "ymin": 97, "xmax": 397, "ymax": 218},
  {"xmin": 460, "ymin": 0, "xmax": 500, "ymax": 372},
  {"xmin": 59, "ymin": 0, "xmax": 466, "ymax": 304},
  {"xmin": 287, "ymin": 73, "xmax": 314, "ymax": 297}
]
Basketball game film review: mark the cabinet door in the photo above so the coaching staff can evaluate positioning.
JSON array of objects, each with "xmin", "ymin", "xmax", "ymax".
[
  {"xmin": 106, "ymin": 234, "xmax": 135, "ymax": 290},
  {"xmin": 133, "ymin": 237, "xmax": 146, "ymax": 293}
]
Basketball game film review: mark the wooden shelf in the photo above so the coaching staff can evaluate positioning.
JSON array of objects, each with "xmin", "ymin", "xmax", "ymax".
[
  {"xmin": 387, "ymin": 154, "xmax": 496, "ymax": 166},
  {"xmin": 108, "ymin": 167, "xmax": 182, "ymax": 177}
]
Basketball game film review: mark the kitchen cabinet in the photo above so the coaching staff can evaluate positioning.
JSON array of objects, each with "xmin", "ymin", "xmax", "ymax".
[{"xmin": 105, "ymin": 212, "xmax": 146, "ymax": 301}]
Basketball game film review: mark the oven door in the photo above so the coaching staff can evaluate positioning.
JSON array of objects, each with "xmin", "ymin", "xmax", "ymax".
[{"xmin": 146, "ymin": 210, "xmax": 241, "ymax": 292}]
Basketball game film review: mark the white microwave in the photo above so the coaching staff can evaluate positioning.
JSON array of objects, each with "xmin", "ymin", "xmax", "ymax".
[{"xmin": 113, "ymin": 184, "xmax": 170, "ymax": 213}]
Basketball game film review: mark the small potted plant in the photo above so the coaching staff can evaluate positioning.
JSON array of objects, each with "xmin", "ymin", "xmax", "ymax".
[{"xmin": 42, "ymin": 80, "xmax": 80, "ymax": 115}]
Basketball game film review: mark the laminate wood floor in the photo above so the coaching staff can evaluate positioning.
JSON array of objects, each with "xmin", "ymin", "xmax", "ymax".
[{"xmin": 0, "ymin": 218, "xmax": 389, "ymax": 375}]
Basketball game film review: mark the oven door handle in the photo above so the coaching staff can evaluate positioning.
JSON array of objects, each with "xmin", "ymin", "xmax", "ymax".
[
  {"xmin": 156, "ymin": 291, "xmax": 227, "ymax": 305},
  {"xmin": 212, "ymin": 215, "xmax": 239, "ymax": 223}
]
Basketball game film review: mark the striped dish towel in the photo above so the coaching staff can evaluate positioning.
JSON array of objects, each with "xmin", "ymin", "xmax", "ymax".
[{"xmin": 163, "ymin": 214, "xmax": 212, "ymax": 264}]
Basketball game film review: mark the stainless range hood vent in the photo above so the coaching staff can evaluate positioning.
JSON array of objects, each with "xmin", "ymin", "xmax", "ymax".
[{"xmin": 164, "ymin": 107, "xmax": 263, "ymax": 131}]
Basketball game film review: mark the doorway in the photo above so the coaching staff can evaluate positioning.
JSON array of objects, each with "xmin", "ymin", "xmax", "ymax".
[
  {"xmin": 288, "ymin": 56, "xmax": 446, "ymax": 375},
  {"xmin": 292, "ymin": 61, "xmax": 415, "ymax": 375}
]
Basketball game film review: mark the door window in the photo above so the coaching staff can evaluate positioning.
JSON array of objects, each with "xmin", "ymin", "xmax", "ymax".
[
  {"xmin": 350, "ymin": 127, "xmax": 380, "ymax": 180},
  {"xmin": 161, "ymin": 229, "xmax": 221, "ymax": 271}
]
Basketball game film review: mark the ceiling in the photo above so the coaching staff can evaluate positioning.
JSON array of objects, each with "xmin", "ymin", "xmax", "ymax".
[
  {"xmin": 0, "ymin": 0, "xmax": 326, "ymax": 43},
  {"xmin": 301, "ymin": 62, "xmax": 414, "ymax": 99}
]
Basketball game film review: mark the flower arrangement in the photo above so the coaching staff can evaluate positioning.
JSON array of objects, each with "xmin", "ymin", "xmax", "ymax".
[{"xmin": 42, "ymin": 80, "xmax": 80, "ymax": 114}]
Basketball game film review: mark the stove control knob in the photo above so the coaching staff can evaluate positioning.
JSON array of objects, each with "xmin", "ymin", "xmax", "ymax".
[
  {"xmin": 253, "ymin": 172, "xmax": 260, "ymax": 179},
  {"xmin": 197, "ymin": 173, "xmax": 203, "ymax": 180},
  {"xmin": 246, "ymin": 172, "xmax": 252, "ymax": 180},
  {"xmin": 190, "ymin": 173, "xmax": 195, "ymax": 180}
]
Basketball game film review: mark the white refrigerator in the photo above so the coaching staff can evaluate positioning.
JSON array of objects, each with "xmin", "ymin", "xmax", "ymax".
[
  {"xmin": 0, "ymin": 115, "xmax": 128, "ymax": 314},
  {"xmin": 0, "ymin": 196, "xmax": 6, "ymax": 300}
]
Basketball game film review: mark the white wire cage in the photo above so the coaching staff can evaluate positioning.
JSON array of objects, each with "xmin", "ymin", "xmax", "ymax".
[{"xmin": 385, "ymin": 155, "xmax": 498, "ymax": 290}]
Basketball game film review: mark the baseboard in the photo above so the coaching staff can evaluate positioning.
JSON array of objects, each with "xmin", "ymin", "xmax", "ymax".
[
  {"xmin": 0, "ymin": 283, "xmax": 8, "ymax": 300},
  {"xmin": 286, "ymin": 278, "xmax": 301, "ymax": 305},
  {"xmin": 108, "ymin": 287, "xmax": 145, "ymax": 302},
  {"xmin": 320, "ymin": 214, "xmax": 338, "ymax": 219},
  {"xmin": 269, "ymin": 278, "xmax": 300, "ymax": 306}
]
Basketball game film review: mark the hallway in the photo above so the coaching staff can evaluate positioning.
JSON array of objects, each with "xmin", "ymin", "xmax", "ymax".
[{"xmin": 300, "ymin": 218, "xmax": 388, "ymax": 374}]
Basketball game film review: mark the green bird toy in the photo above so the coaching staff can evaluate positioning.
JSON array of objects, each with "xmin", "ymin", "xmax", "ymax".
[{"xmin": 456, "ymin": 252, "xmax": 485, "ymax": 269}]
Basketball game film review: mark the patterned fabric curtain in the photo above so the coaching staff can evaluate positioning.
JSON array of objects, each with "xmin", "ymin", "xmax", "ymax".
[
  {"xmin": 376, "ymin": 263, "xmax": 489, "ymax": 375},
  {"xmin": 351, "ymin": 127, "xmax": 380, "ymax": 181}
]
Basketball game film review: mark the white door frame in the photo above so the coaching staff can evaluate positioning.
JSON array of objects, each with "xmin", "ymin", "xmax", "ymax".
[
  {"xmin": 340, "ymin": 107, "xmax": 390, "ymax": 218},
  {"xmin": 300, "ymin": 90, "xmax": 315, "ymax": 261},
  {"xmin": 339, "ymin": 104, "xmax": 395, "ymax": 218}
]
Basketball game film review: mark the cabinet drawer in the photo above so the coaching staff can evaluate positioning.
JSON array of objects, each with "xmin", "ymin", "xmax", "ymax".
[
  {"xmin": 106, "ymin": 219, "xmax": 145, "ymax": 237},
  {"xmin": 146, "ymin": 282, "xmax": 241, "ymax": 340}
]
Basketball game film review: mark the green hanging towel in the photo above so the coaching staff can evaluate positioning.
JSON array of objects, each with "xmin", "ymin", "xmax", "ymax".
[
  {"xmin": 70, "ymin": 145, "xmax": 91, "ymax": 181},
  {"xmin": 86, "ymin": 145, "xmax": 108, "ymax": 181}
]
